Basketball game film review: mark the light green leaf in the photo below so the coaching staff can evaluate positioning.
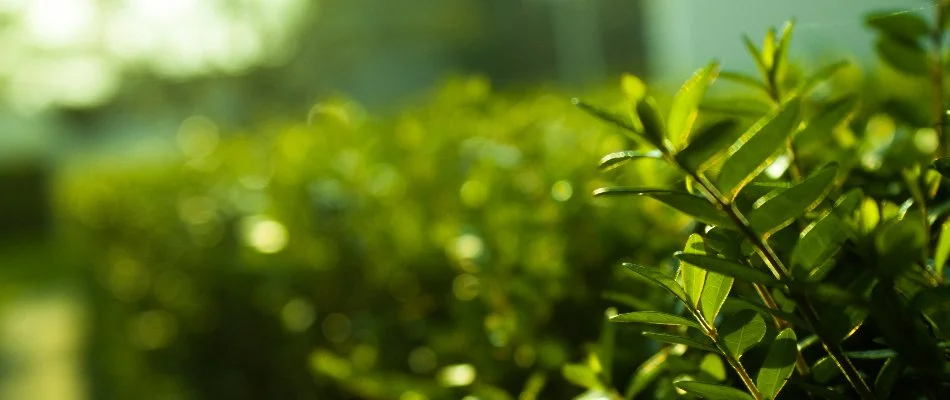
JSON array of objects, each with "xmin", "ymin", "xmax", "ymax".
[
  {"xmin": 674, "ymin": 380, "xmax": 755, "ymax": 400},
  {"xmin": 621, "ymin": 263, "xmax": 690, "ymax": 305},
  {"xmin": 562, "ymin": 364, "xmax": 603, "ymax": 391},
  {"xmin": 743, "ymin": 34, "xmax": 769, "ymax": 81},
  {"xmin": 674, "ymin": 253, "xmax": 779, "ymax": 286},
  {"xmin": 699, "ymin": 270, "xmax": 734, "ymax": 325},
  {"xmin": 771, "ymin": 20, "xmax": 794, "ymax": 86},
  {"xmin": 723, "ymin": 297, "xmax": 809, "ymax": 330},
  {"xmin": 875, "ymin": 36, "xmax": 930, "ymax": 76},
  {"xmin": 935, "ymin": 219, "xmax": 950, "ymax": 280},
  {"xmin": 641, "ymin": 331, "xmax": 719, "ymax": 353},
  {"xmin": 756, "ymin": 328, "xmax": 798, "ymax": 399},
  {"xmin": 682, "ymin": 234, "xmax": 708, "ymax": 308},
  {"xmin": 719, "ymin": 309, "xmax": 767, "ymax": 359},
  {"xmin": 675, "ymin": 119, "xmax": 742, "ymax": 173},
  {"xmin": 610, "ymin": 311, "xmax": 701, "ymax": 330},
  {"xmin": 748, "ymin": 165, "xmax": 838, "ymax": 237},
  {"xmin": 698, "ymin": 353, "xmax": 727, "ymax": 382},
  {"xmin": 719, "ymin": 71, "xmax": 768, "ymax": 93},
  {"xmin": 669, "ymin": 62, "xmax": 720, "ymax": 147},
  {"xmin": 624, "ymin": 351, "xmax": 667, "ymax": 399},
  {"xmin": 875, "ymin": 217, "xmax": 926, "ymax": 277},
  {"xmin": 598, "ymin": 149, "xmax": 663, "ymax": 172},
  {"xmin": 800, "ymin": 60, "xmax": 849, "ymax": 94},
  {"xmin": 593, "ymin": 188, "xmax": 734, "ymax": 228},
  {"xmin": 717, "ymin": 99, "xmax": 801, "ymax": 200},
  {"xmin": 844, "ymin": 349, "xmax": 897, "ymax": 359},
  {"xmin": 866, "ymin": 10, "xmax": 931, "ymax": 43}
]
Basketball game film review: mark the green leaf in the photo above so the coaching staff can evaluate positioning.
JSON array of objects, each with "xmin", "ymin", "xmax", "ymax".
[
  {"xmin": 873, "ymin": 358, "xmax": 903, "ymax": 399},
  {"xmin": 756, "ymin": 328, "xmax": 798, "ymax": 399},
  {"xmin": 794, "ymin": 95, "xmax": 858, "ymax": 156},
  {"xmin": 624, "ymin": 351, "xmax": 667, "ymax": 399},
  {"xmin": 698, "ymin": 353, "xmax": 727, "ymax": 382},
  {"xmin": 934, "ymin": 157, "xmax": 950, "ymax": 180},
  {"xmin": 771, "ymin": 20, "xmax": 794, "ymax": 87},
  {"xmin": 669, "ymin": 62, "xmax": 720, "ymax": 147},
  {"xmin": 791, "ymin": 213, "xmax": 848, "ymax": 279},
  {"xmin": 593, "ymin": 188, "xmax": 734, "ymax": 228},
  {"xmin": 573, "ymin": 99, "xmax": 664, "ymax": 149},
  {"xmin": 844, "ymin": 349, "xmax": 897, "ymax": 359},
  {"xmin": 748, "ymin": 165, "xmax": 838, "ymax": 237},
  {"xmin": 719, "ymin": 71, "xmax": 768, "ymax": 93},
  {"xmin": 811, "ymin": 356, "xmax": 841, "ymax": 384},
  {"xmin": 598, "ymin": 150, "xmax": 663, "ymax": 172},
  {"xmin": 674, "ymin": 380, "xmax": 754, "ymax": 400},
  {"xmin": 641, "ymin": 331, "xmax": 719, "ymax": 353},
  {"xmin": 717, "ymin": 99, "xmax": 801, "ymax": 200},
  {"xmin": 700, "ymin": 97, "xmax": 771, "ymax": 118},
  {"xmin": 636, "ymin": 97, "xmax": 669, "ymax": 151},
  {"xmin": 743, "ymin": 34, "xmax": 769, "ymax": 81},
  {"xmin": 562, "ymin": 363, "xmax": 603, "ymax": 391},
  {"xmin": 699, "ymin": 270, "xmax": 734, "ymax": 325},
  {"xmin": 719, "ymin": 309, "xmax": 767, "ymax": 359},
  {"xmin": 723, "ymin": 297, "xmax": 809, "ymax": 330},
  {"xmin": 610, "ymin": 311, "xmax": 701, "ymax": 330},
  {"xmin": 875, "ymin": 217, "xmax": 926, "ymax": 277},
  {"xmin": 865, "ymin": 10, "xmax": 931, "ymax": 43},
  {"xmin": 674, "ymin": 253, "xmax": 779, "ymax": 286},
  {"xmin": 675, "ymin": 119, "xmax": 743, "ymax": 173},
  {"xmin": 800, "ymin": 60, "xmax": 849, "ymax": 94},
  {"xmin": 621, "ymin": 263, "xmax": 690, "ymax": 305},
  {"xmin": 874, "ymin": 36, "xmax": 930, "ymax": 76},
  {"xmin": 682, "ymin": 234, "xmax": 708, "ymax": 308}
]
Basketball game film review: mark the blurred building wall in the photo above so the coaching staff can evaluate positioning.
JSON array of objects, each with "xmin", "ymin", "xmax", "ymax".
[{"xmin": 645, "ymin": 0, "xmax": 911, "ymax": 82}]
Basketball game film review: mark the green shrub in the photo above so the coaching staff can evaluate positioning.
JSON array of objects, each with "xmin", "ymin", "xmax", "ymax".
[
  {"xmin": 571, "ymin": 5, "xmax": 950, "ymax": 400},
  {"xmin": 57, "ymin": 78, "xmax": 688, "ymax": 399}
]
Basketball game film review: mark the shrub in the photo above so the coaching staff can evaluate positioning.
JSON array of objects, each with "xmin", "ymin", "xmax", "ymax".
[{"xmin": 571, "ymin": 5, "xmax": 950, "ymax": 400}]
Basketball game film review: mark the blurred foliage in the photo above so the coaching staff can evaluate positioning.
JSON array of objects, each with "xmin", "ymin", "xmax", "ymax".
[{"xmin": 54, "ymin": 77, "xmax": 692, "ymax": 399}]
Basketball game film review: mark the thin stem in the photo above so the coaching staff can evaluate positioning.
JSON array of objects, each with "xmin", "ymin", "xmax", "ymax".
[
  {"xmin": 674, "ymin": 163, "xmax": 873, "ymax": 399},
  {"xmin": 691, "ymin": 306, "xmax": 764, "ymax": 400}
]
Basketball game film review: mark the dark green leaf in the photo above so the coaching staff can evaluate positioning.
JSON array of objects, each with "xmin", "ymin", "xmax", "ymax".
[
  {"xmin": 870, "ymin": 283, "xmax": 946, "ymax": 374},
  {"xmin": 593, "ymin": 188, "xmax": 733, "ymax": 228},
  {"xmin": 794, "ymin": 95, "xmax": 858, "ymax": 157},
  {"xmin": 791, "ymin": 213, "xmax": 848, "ymax": 279},
  {"xmin": 621, "ymin": 263, "xmax": 690, "ymax": 305},
  {"xmin": 722, "ymin": 297, "xmax": 809, "ymax": 331},
  {"xmin": 719, "ymin": 309, "xmax": 767, "ymax": 358},
  {"xmin": 562, "ymin": 364, "xmax": 603, "ymax": 391},
  {"xmin": 934, "ymin": 157, "xmax": 950, "ymax": 180},
  {"xmin": 811, "ymin": 356, "xmax": 841, "ymax": 384},
  {"xmin": 866, "ymin": 10, "xmax": 931, "ymax": 43},
  {"xmin": 756, "ymin": 328, "xmax": 798, "ymax": 400},
  {"xmin": 636, "ymin": 97, "xmax": 669, "ymax": 151},
  {"xmin": 610, "ymin": 311, "xmax": 701, "ymax": 329},
  {"xmin": 598, "ymin": 150, "xmax": 663, "ymax": 172},
  {"xmin": 748, "ymin": 165, "xmax": 838, "ymax": 237},
  {"xmin": 675, "ymin": 253, "xmax": 779, "ymax": 286},
  {"xmin": 669, "ymin": 62, "xmax": 720, "ymax": 146},
  {"xmin": 674, "ymin": 380, "xmax": 754, "ymax": 400},
  {"xmin": 787, "ymin": 378, "xmax": 850, "ymax": 400},
  {"xmin": 573, "ymin": 99, "xmax": 664, "ymax": 149},
  {"xmin": 675, "ymin": 119, "xmax": 742, "ymax": 173},
  {"xmin": 873, "ymin": 358, "xmax": 903, "ymax": 399},
  {"xmin": 641, "ymin": 331, "xmax": 719, "ymax": 353},
  {"xmin": 875, "ymin": 217, "xmax": 926, "ymax": 277},
  {"xmin": 874, "ymin": 36, "xmax": 930, "ymax": 76},
  {"xmin": 717, "ymin": 99, "xmax": 801, "ymax": 200}
]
